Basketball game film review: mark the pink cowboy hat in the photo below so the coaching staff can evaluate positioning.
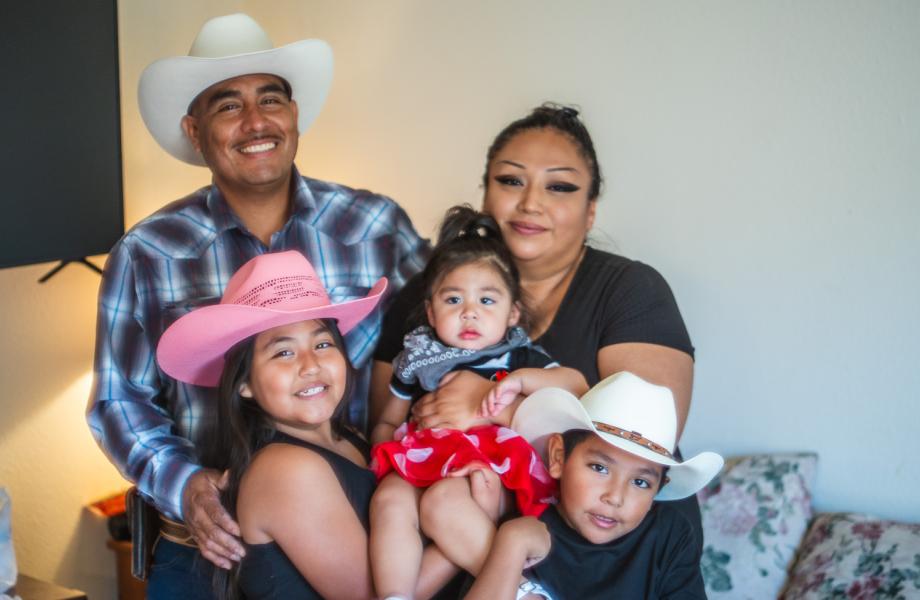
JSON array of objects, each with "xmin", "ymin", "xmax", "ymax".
[{"xmin": 157, "ymin": 251, "xmax": 386, "ymax": 387}]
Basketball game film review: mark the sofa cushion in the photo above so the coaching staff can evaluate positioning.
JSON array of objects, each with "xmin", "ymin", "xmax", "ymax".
[
  {"xmin": 698, "ymin": 453, "xmax": 817, "ymax": 599},
  {"xmin": 781, "ymin": 512, "xmax": 920, "ymax": 599}
]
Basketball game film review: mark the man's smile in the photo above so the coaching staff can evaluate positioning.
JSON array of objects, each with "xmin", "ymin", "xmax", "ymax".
[{"xmin": 239, "ymin": 140, "xmax": 278, "ymax": 154}]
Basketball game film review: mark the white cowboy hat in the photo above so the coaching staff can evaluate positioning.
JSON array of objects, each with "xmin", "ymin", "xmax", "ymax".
[
  {"xmin": 511, "ymin": 372, "xmax": 724, "ymax": 500},
  {"xmin": 138, "ymin": 13, "xmax": 333, "ymax": 165}
]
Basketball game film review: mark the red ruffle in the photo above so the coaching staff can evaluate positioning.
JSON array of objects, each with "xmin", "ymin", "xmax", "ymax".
[{"xmin": 371, "ymin": 423, "xmax": 557, "ymax": 517}]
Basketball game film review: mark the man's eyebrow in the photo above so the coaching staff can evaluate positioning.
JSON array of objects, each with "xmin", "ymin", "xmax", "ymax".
[
  {"xmin": 258, "ymin": 82, "xmax": 288, "ymax": 96},
  {"xmin": 200, "ymin": 82, "xmax": 288, "ymax": 113},
  {"xmin": 204, "ymin": 88, "xmax": 241, "ymax": 110}
]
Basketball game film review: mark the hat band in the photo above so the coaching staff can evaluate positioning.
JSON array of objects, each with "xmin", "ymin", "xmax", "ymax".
[{"xmin": 593, "ymin": 421, "xmax": 674, "ymax": 460}]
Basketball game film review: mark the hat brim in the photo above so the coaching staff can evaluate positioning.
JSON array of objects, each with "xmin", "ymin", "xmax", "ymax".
[
  {"xmin": 138, "ymin": 39, "xmax": 333, "ymax": 165},
  {"xmin": 157, "ymin": 278, "xmax": 385, "ymax": 387},
  {"xmin": 512, "ymin": 388, "xmax": 724, "ymax": 500}
]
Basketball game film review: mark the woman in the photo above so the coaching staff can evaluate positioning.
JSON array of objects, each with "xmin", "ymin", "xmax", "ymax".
[{"xmin": 371, "ymin": 104, "xmax": 700, "ymax": 543}]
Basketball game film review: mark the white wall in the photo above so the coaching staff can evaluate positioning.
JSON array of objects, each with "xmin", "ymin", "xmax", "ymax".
[
  {"xmin": 2, "ymin": 1, "xmax": 917, "ymax": 597},
  {"xmin": 251, "ymin": 1, "xmax": 920, "ymax": 521}
]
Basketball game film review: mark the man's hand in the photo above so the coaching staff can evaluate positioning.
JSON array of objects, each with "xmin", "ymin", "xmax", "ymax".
[
  {"xmin": 412, "ymin": 370, "xmax": 493, "ymax": 430},
  {"xmin": 181, "ymin": 468, "xmax": 245, "ymax": 569}
]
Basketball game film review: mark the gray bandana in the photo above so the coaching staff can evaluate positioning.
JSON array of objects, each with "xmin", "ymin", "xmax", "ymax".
[{"xmin": 392, "ymin": 325, "xmax": 531, "ymax": 392}]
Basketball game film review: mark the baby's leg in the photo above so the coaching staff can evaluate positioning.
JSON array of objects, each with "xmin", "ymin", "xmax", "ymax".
[
  {"xmin": 419, "ymin": 474, "xmax": 505, "ymax": 576},
  {"xmin": 370, "ymin": 473, "xmax": 424, "ymax": 599}
]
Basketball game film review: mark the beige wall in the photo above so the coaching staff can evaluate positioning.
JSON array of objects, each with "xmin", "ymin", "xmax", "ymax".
[
  {"xmin": 2, "ymin": 1, "xmax": 918, "ymax": 597},
  {"xmin": 0, "ymin": 262, "xmax": 126, "ymax": 598}
]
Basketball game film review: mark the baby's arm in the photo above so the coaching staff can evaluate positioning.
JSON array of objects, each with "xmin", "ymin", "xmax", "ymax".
[
  {"xmin": 483, "ymin": 367, "xmax": 588, "ymax": 424},
  {"xmin": 370, "ymin": 393, "xmax": 411, "ymax": 445},
  {"xmin": 465, "ymin": 516, "xmax": 552, "ymax": 600}
]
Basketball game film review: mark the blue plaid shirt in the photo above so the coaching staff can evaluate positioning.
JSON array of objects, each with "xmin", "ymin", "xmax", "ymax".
[{"xmin": 87, "ymin": 168, "xmax": 429, "ymax": 519}]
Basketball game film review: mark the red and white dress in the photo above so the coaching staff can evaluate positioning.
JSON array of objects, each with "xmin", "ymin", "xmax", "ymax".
[{"xmin": 372, "ymin": 327, "xmax": 558, "ymax": 517}]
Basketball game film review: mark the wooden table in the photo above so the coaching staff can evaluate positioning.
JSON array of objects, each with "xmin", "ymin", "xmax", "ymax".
[{"xmin": 8, "ymin": 574, "xmax": 87, "ymax": 600}]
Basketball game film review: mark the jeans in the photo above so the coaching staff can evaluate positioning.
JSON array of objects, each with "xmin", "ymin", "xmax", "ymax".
[{"xmin": 146, "ymin": 537, "xmax": 216, "ymax": 600}]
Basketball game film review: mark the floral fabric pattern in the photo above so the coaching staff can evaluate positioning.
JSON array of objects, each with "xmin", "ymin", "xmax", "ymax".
[
  {"xmin": 781, "ymin": 513, "xmax": 920, "ymax": 599},
  {"xmin": 698, "ymin": 453, "xmax": 818, "ymax": 599}
]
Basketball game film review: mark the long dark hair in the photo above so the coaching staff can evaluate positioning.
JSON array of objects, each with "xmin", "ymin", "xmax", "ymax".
[
  {"xmin": 421, "ymin": 204, "xmax": 532, "ymax": 331},
  {"xmin": 483, "ymin": 102, "xmax": 603, "ymax": 201},
  {"xmin": 201, "ymin": 318, "xmax": 356, "ymax": 599}
]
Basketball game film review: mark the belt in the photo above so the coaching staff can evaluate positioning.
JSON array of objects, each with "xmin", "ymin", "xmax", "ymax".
[{"xmin": 159, "ymin": 515, "xmax": 197, "ymax": 548}]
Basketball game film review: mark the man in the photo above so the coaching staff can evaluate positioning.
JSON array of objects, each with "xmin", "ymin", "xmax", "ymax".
[{"xmin": 86, "ymin": 14, "xmax": 428, "ymax": 598}]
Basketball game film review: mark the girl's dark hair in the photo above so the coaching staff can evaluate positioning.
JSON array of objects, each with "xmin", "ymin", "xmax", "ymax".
[
  {"xmin": 421, "ymin": 204, "xmax": 531, "ymax": 331},
  {"xmin": 483, "ymin": 102, "xmax": 603, "ymax": 200},
  {"xmin": 201, "ymin": 318, "xmax": 356, "ymax": 600}
]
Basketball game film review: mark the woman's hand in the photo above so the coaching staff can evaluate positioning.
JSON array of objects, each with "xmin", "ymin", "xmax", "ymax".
[{"xmin": 412, "ymin": 370, "xmax": 494, "ymax": 430}]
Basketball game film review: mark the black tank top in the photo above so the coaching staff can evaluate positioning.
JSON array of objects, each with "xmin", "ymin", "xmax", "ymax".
[{"xmin": 237, "ymin": 429, "xmax": 376, "ymax": 600}]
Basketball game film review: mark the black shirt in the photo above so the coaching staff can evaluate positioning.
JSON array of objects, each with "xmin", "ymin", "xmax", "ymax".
[
  {"xmin": 527, "ymin": 504, "xmax": 706, "ymax": 599},
  {"xmin": 375, "ymin": 246, "xmax": 694, "ymax": 386},
  {"xmin": 237, "ymin": 430, "xmax": 375, "ymax": 600}
]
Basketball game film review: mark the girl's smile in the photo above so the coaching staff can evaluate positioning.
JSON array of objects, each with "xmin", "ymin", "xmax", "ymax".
[{"xmin": 240, "ymin": 319, "xmax": 347, "ymax": 440}]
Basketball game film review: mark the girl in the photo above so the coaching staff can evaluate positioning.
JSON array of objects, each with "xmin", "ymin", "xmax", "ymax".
[
  {"xmin": 156, "ymin": 250, "xmax": 393, "ymax": 599},
  {"xmin": 369, "ymin": 206, "xmax": 588, "ymax": 600}
]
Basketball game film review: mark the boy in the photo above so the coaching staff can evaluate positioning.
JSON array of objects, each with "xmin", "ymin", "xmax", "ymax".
[{"xmin": 467, "ymin": 372, "xmax": 724, "ymax": 599}]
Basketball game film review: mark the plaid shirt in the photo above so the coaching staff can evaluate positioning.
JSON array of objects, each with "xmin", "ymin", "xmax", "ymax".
[{"xmin": 87, "ymin": 168, "xmax": 429, "ymax": 519}]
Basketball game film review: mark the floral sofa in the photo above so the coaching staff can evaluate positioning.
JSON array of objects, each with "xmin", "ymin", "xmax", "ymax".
[{"xmin": 698, "ymin": 453, "xmax": 920, "ymax": 599}]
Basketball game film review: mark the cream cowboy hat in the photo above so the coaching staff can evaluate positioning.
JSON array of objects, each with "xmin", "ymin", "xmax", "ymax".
[
  {"xmin": 157, "ymin": 251, "xmax": 386, "ymax": 387},
  {"xmin": 512, "ymin": 372, "xmax": 724, "ymax": 500},
  {"xmin": 138, "ymin": 13, "xmax": 333, "ymax": 165}
]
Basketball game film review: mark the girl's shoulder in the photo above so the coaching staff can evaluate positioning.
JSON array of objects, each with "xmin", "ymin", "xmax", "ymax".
[
  {"xmin": 237, "ymin": 443, "xmax": 340, "ymax": 542},
  {"xmin": 243, "ymin": 432, "xmax": 370, "ymax": 492},
  {"xmin": 243, "ymin": 442, "xmax": 340, "ymax": 495}
]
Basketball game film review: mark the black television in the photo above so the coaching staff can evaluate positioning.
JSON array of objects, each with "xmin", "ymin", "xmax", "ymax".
[{"xmin": 0, "ymin": 0, "xmax": 123, "ymax": 273}]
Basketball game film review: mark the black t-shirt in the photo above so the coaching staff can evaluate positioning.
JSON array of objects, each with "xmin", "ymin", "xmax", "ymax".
[
  {"xmin": 526, "ymin": 504, "xmax": 706, "ymax": 600},
  {"xmin": 375, "ymin": 246, "xmax": 694, "ymax": 386},
  {"xmin": 237, "ymin": 430, "xmax": 375, "ymax": 600}
]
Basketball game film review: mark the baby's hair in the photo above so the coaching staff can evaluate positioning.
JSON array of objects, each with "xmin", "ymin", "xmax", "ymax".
[
  {"xmin": 201, "ymin": 318, "xmax": 356, "ymax": 599},
  {"xmin": 422, "ymin": 204, "xmax": 531, "ymax": 331}
]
